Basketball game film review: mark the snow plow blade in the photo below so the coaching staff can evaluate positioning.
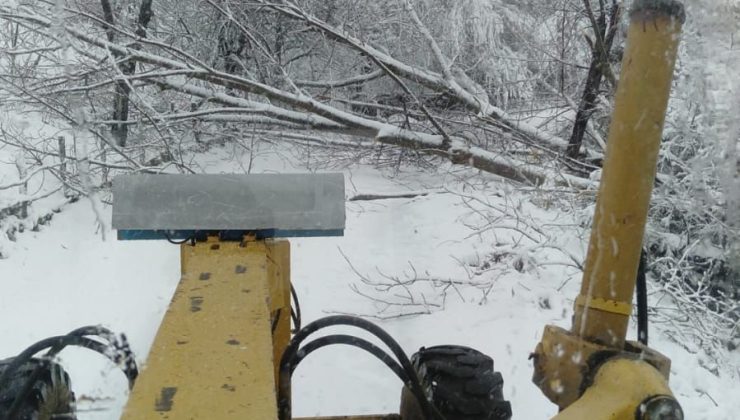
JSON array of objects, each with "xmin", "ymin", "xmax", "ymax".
[{"xmin": 112, "ymin": 173, "xmax": 345, "ymax": 240}]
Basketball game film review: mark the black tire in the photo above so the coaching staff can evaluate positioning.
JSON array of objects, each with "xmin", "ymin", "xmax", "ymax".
[
  {"xmin": 400, "ymin": 345, "xmax": 512, "ymax": 420},
  {"xmin": 0, "ymin": 358, "xmax": 76, "ymax": 420}
]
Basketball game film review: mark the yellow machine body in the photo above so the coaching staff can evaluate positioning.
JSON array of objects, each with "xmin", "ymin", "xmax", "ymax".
[
  {"xmin": 553, "ymin": 358, "xmax": 675, "ymax": 420},
  {"xmin": 122, "ymin": 1, "xmax": 686, "ymax": 418},
  {"xmin": 122, "ymin": 237, "xmax": 290, "ymax": 419},
  {"xmin": 121, "ymin": 236, "xmax": 393, "ymax": 419},
  {"xmin": 532, "ymin": 325, "xmax": 672, "ymax": 409}
]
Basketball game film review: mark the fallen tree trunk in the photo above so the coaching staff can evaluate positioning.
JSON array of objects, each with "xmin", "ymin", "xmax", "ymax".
[{"xmin": 0, "ymin": 5, "xmax": 595, "ymax": 190}]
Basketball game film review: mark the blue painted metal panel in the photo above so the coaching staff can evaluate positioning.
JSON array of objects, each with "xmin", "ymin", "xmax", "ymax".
[{"xmin": 117, "ymin": 229, "xmax": 345, "ymax": 241}]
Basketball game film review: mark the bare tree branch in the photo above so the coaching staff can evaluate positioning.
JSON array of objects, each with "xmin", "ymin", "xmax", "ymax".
[
  {"xmin": 258, "ymin": 0, "xmax": 571, "ymax": 152},
  {"xmin": 295, "ymin": 69, "xmax": 385, "ymax": 89}
]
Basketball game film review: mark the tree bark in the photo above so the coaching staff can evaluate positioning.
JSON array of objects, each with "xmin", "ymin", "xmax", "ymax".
[
  {"xmin": 100, "ymin": 0, "xmax": 154, "ymax": 147},
  {"xmin": 566, "ymin": 1, "xmax": 621, "ymax": 159}
]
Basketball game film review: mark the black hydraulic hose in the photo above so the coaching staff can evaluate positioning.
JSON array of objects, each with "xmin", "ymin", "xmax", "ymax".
[
  {"xmin": 277, "ymin": 315, "xmax": 441, "ymax": 420},
  {"xmin": 290, "ymin": 284, "xmax": 301, "ymax": 332},
  {"xmin": 1, "ymin": 335, "xmax": 103, "ymax": 420},
  {"xmin": 636, "ymin": 249, "xmax": 649, "ymax": 346},
  {"xmin": 64, "ymin": 325, "xmax": 119, "ymax": 340},
  {"xmin": 1, "ymin": 327, "xmax": 139, "ymax": 420},
  {"xmin": 162, "ymin": 231, "xmax": 192, "ymax": 245},
  {"xmin": 0, "ymin": 335, "xmax": 92, "ymax": 390},
  {"xmin": 0, "ymin": 334, "xmax": 136, "ymax": 391},
  {"xmin": 52, "ymin": 326, "xmax": 138, "ymax": 387},
  {"xmin": 4, "ymin": 337, "xmax": 111, "ymax": 420},
  {"xmin": 290, "ymin": 334, "xmax": 409, "ymax": 383},
  {"xmin": 272, "ymin": 308, "xmax": 282, "ymax": 334}
]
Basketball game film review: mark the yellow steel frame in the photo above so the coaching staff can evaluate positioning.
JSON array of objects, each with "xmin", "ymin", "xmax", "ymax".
[
  {"xmin": 121, "ymin": 236, "xmax": 397, "ymax": 419},
  {"xmin": 267, "ymin": 239, "xmax": 292, "ymax": 390},
  {"xmin": 122, "ymin": 236, "xmax": 290, "ymax": 419}
]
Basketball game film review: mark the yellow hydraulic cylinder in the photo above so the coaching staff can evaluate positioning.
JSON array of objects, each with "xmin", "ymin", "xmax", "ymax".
[
  {"xmin": 552, "ymin": 358, "xmax": 676, "ymax": 420},
  {"xmin": 572, "ymin": 0, "xmax": 685, "ymax": 347}
]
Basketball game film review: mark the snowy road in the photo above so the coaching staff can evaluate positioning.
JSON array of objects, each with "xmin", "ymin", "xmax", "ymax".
[{"xmin": 1, "ymin": 163, "xmax": 737, "ymax": 419}]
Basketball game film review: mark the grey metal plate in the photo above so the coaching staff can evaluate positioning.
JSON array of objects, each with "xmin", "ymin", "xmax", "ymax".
[{"xmin": 112, "ymin": 173, "xmax": 345, "ymax": 232}]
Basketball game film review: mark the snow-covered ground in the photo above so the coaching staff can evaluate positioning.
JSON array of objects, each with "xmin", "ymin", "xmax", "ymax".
[
  {"xmin": 1, "ymin": 145, "xmax": 738, "ymax": 419},
  {"xmin": 0, "ymin": 109, "xmax": 72, "ymax": 260}
]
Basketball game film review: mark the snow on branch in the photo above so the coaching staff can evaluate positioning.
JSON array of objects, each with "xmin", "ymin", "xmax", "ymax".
[
  {"xmin": 295, "ymin": 69, "xmax": 386, "ymax": 89},
  {"xmin": 0, "ymin": 4, "xmax": 591, "ymax": 189},
  {"xmin": 258, "ymin": 0, "xmax": 570, "ymax": 152},
  {"xmin": 348, "ymin": 190, "xmax": 443, "ymax": 201},
  {"xmin": 0, "ymin": 164, "xmax": 60, "ymax": 191}
]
